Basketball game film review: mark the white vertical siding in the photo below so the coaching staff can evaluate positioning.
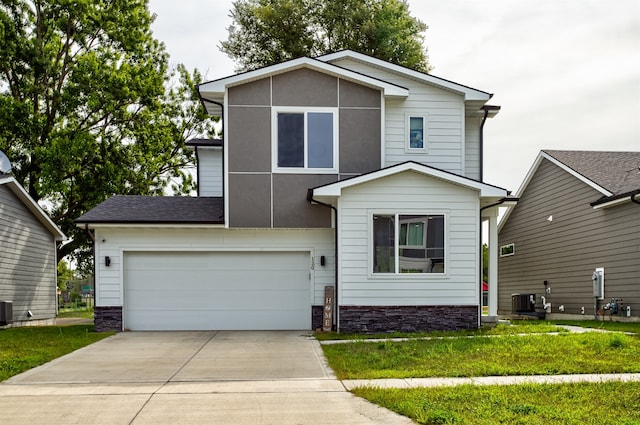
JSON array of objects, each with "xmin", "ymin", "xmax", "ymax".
[
  {"xmin": 338, "ymin": 171, "xmax": 480, "ymax": 306},
  {"xmin": 329, "ymin": 59, "xmax": 471, "ymax": 176},
  {"xmin": 198, "ymin": 148, "xmax": 223, "ymax": 197},
  {"xmin": 94, "ymin": 228, "xmax": 334, "ymax": 307},
  {"xmin": 465, "ymin": 115, "xmax": 482, "ymax": 181}
]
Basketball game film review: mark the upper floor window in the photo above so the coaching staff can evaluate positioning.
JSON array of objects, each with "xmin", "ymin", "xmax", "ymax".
[
  {"xmin": 273, "ymin": 107, "xmax": 337, "ymax": 172},
  {"xmin": 407, "ymin": 114, "xmax": 427, "ymax": 152},
  {"xmin": 373, "ymin": 213, "xmax": 445, "ymax": 274}
]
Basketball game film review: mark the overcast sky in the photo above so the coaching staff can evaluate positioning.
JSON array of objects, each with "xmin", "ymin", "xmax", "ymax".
[{"xmin": 148, "ymin": 0, "xmax": 640, "ymax": 193}]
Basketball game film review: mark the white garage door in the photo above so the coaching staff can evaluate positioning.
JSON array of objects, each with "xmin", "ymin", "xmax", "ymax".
[{"xmin": 124, "ymin": 251, "xmax": 311, "ymax": 331}]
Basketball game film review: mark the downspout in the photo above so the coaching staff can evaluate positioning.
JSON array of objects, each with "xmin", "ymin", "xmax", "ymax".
[
  {"xmin": 84, "ymin": 224, "xmax": 96, "ymax": 317},
  {"xmin": 307, "ymin": 189, "xmax": 339, "ymax": 332},
  {"xmin": 193, "ymin": 147, "xmax": 201, "ymax": 197},
  {"xmin": 632, "ymin": 192, "xmax": 640, "ymax": 205}
]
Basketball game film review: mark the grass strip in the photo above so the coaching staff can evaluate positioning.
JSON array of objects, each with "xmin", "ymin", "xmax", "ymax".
[
  {"xmin": 0, "ymin": 325, "xmax": 114, "ymax": 381},
  {"xmin": 323, "ymin": 332, "xmax": 640, "ymax": 379},
  {"xmin": 353, "ymin": 382, "xmax": 640, "ymax": 425},
  {"xmin": 316, "ymin": 322, "xmax": 567, "ymax": 341}
]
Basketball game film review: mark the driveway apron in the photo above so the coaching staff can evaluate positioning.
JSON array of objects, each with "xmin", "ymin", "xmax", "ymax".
[{"xmin": 0, "ymin": 331, "xmax": 412, "ymax": 425}]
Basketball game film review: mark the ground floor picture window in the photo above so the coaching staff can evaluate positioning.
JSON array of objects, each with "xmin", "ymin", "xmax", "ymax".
[{"xmin": 373, "ymin": 214, "xmax": 445, "ymax": 274}]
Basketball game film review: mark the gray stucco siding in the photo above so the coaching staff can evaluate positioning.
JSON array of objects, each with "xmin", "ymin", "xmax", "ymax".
[
  {"xmin": 272, "ymin": 68, "xmax": 338, "ymax": 107},
  {"xmin": 227, "ymin": 173, "xmax": 272, "ymax": 227},
  {"xmin": 272, "ymin": 174, "xmax": 336, "ymax": 228},
  {"xmin": 339, "ymin": 108, "xmax": 381, "ymax": 174},
  {"xmin": 498, "ymin": 158, "xmax": 640, "ymax": 317},
  {"xmin": 227, "ymin": 106, "xmax": 271, "ymax": 172},
  {"xmin": 226, "ymin": 67, "xmax": 386, "ymax": 229},
  {"xmin": 0, "ymin": 186, "xmax": 56, "ymax": 323},
  {"xmin": 339, "ymin": 79, "xmax": 381, "ymax": 108},
  {"xmin": 228, "ymin": 78, "xmax": 271, "ymax": 106}
]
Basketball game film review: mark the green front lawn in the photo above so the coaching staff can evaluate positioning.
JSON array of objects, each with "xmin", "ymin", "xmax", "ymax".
[
  {"xmin": 354, "ymin": 382, "xmax": 640, "ymax": 425},
  {"xmin": 322, "ymin": 332, "xmax": 640, "ymax": 380},
  {"xmin": 321, "ymin": 322, "xmax": 640, "ymax": 424},
  {"xmin": 0, "ymin": 325, "xmax": 114, "ymax": 381}
]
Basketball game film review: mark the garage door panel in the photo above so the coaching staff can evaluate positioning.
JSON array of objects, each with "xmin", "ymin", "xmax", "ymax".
[{"xmin": 124, "ymin": 251, "xmax": 311, "ymax": 330}]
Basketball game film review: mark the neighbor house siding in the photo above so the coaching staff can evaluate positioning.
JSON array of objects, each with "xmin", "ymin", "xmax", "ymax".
[
  {"xmin": 327, "ymin": 58, "xmax": 468, "ymax": 177},
  {"xmin": 498, "ymin": 158, "xmax": 640, "ymax": 316},
  {"xmin": 337, "ymin": 170, "xmax": 480, "ymax": 306},
  {"xmin": 197, "ymin": 148, "xmax": 222, "ymax": 197},
  {"xmin": 93, "ymin": 227, "xmax": 335, "ymax": 308},
  {"xmin": 0, "ymin": 185, "xmax": 56, "ymax": 323}
]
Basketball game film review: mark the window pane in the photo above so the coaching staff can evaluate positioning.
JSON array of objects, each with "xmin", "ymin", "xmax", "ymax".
[
  {"xmin": 278, "ymin": 113, "xmax": 304, "ymax": 167},
  {"xmin": 399, "ymin": 215, "xmax": 444, "ymax": 273},
  {"xmin": 373, "ymin": 215, "xmax": 395, "ymax": 273},
  {"xmin": 307, "ymin": 112, "xmax": 333, "ymax": 168},
  {"xmin": 409, "ymin": 116, "xmax": 424, "ymax": 149}
]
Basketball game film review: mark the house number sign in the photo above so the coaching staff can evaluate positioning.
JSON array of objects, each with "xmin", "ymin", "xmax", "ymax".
[{"xmin": 323, "ymin": 286, "xmax": 334, "ymax": 332}]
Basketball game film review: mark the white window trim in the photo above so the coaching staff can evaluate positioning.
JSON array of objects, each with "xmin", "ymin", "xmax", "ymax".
[
  {"xmin": 272, "ymin": 106, "xmax": 339, "ymax": 174},
  {"xmin": 369, "ymin": 211, "xmax": 447, "ymax": 277},
  {"xmin": 405, "ymin": 113, "xmax": 428, "ymax": 153}
]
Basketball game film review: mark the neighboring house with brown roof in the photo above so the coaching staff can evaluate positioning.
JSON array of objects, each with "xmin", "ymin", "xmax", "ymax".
[
  {"xmin": 77, "ymin": 50, "xmax": 512, "ymax": 332},
  {"xmin": 0, "ymin": 176, "xmax": 66, "ymax": 327},
  {"xmin": 498, "ymin": 150, "xmax": 640, "ymax": 320}
]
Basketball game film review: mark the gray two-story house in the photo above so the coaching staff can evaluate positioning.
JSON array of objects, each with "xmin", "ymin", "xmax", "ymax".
[{"xmin": 77, "ymin": 51, "xmax": 512, "ymax": 332}]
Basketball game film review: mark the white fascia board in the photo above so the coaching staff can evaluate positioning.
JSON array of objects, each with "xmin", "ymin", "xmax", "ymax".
[
  {"xmin": 0, "ymin": 176, "xmax": 67, "ymax": 240},
  {"xmin": 312, "ymin": 162, "xmax": 508, "ymax": 198},
  {"xmin": 591, "ymin": 194, "xmax": 636, "ymax": 210},
  {"xmin": 317, "ymin": 50, "xmax": 492, "ymax": 101},
  {"xmin": 198, "ymin": 57, "xmax": 409, "ymax": 102}
]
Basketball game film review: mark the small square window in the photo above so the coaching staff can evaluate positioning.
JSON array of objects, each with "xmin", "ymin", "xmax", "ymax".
[
  {"xmin": 500, "ymin": 243, "xmax": 515, "ymax": 257},
  {"xmin": 409, "ymin": 117, "xmax": 424, "ymax": 149}
]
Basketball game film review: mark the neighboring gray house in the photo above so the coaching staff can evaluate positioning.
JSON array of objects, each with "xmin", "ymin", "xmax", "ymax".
[
  {"xmin": 498, "ymin": 150, "xmax": 640, "ymax": 320},
  {"xmin": 0, "ymin": 176, "xmax": 66, "ymax": 327},
  {"xmin": 77, "ymin": 51, "xmax": 512, "ymax": 332}
]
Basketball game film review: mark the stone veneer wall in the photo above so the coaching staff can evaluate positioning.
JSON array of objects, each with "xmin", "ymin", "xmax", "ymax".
[
  {"xmin": 312, "ymin": 305, "xmax": 324, "ymax": 330},
  {"xmin": 339, "ymin": 305, "xmax": 478, "ymax": 333},
  {"xmin": 94, "ymin": 306, "xmax": 123, "ymax": 332}
]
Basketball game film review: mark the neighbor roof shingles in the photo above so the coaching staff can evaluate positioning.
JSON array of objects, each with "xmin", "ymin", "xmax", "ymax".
[
  {"xmin": 544, "ymin": 150, "xmax": 640, "ymax": 196},
  {"xmin": 75, "ymin": 195, "xmax": 224, "ymax": 224}
]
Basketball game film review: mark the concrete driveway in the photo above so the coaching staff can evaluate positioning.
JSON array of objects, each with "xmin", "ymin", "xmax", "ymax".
[{"xmin": 0, "ymin": 331, "xmax": 412, "ymax": 425}]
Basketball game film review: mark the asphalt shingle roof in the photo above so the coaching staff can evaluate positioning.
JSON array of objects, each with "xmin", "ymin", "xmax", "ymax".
[
  {"xmin": 75, "ymin": 195, "xmax": 224, "ymax": 224},
  {"xmin": 544, "ymin": 150, "xmax": 640, "ymax": 196}
]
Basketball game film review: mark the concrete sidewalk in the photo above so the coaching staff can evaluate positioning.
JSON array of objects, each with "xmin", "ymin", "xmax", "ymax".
[
  {"xmin": 342, "ymin": 373, "xmax": 640, "ymax": 390},
  {"xmin": 0, "ymin": 331, "xmax": 413, "ymax": 425}
]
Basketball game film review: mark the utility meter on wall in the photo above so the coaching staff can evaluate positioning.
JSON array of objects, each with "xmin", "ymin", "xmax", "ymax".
[{"xmin": 592, "ymin": 267, "xmax": 604, "ymax": 300}]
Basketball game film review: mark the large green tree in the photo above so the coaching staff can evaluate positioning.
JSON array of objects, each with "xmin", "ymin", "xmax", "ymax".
[
  {"xmin": 221, "ymin": 0, "xmax": 431, "ymax": 72},
  {"xmin": 0, "ymin": 0, "xmax": 215, "ymax": 269}
]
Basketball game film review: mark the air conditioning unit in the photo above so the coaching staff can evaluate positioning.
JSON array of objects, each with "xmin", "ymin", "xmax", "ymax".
[
  {"xmin": 511, "ymin": 294, "xmax": 536, "ymax": 313},
  {"xmin": 0, "ymin": 301, "xmax": 13, "ymax": 325}
]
